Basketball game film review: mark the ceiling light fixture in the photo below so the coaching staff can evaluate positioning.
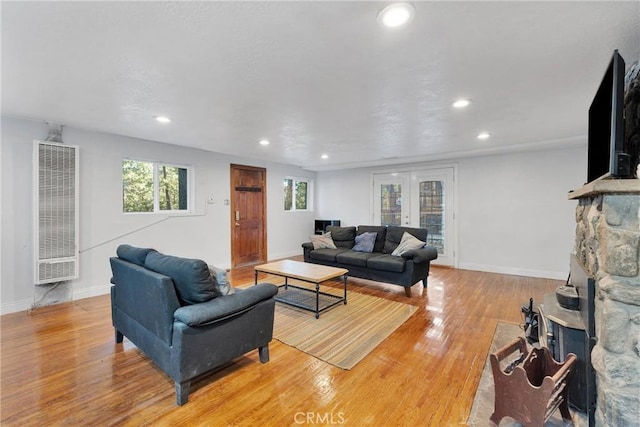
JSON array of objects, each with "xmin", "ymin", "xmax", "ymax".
[
  {"xmin": 259, "ymin": 139, "xmax": 270, "ymax": 146},
  {"xmin": 154, "ymin": 116, "xmax": 171, "ymax": 123},
  {"xmin": 321, "ymin": 154, "xmax": 329, "ymax": 159},
  {"xmin": 453, "ymin": 99, "xmax": 471, "ymax": 108},
  {"xmin": 377, "ymin": 3, "xmax": 415, "ymax": 28},
  {"xmin": 477, "ymin": 132, "xmax": 490, "ymax": 140}
]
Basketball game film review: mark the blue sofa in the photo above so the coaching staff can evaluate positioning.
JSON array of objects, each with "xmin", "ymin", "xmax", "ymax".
[
  {"xmin": 109, "ymin": 245, "xmax": 277, "ymax": 405},
  {"xmin": 302, "ymin": 225, "xmax": 438, "ymax": 296}
]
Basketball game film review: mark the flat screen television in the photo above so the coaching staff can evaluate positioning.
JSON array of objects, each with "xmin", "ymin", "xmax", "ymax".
[{"xmin": 587, "ymin": 49, "xmax": 630, "ymax": 182}]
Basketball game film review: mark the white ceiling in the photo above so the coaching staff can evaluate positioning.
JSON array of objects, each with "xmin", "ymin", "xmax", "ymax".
[{"xmin": 2, "ymin": 1, "xmax": 639, "ymax": 171}]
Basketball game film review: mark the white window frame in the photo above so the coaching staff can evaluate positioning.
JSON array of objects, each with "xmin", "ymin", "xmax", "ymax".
[
  {"xmin": 284, "ymin": 176, "xmax": 314, "ymax": 212},
  {"xmin": 122, "ymin": 158, "xmax": 193, "ymax": 214}
]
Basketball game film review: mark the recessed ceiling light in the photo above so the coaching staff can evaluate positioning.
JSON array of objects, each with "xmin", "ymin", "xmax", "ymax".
[
  {"xmin": 477, "ymin": 132, "xmax": 490, "ymax": 140},
  {"xmin": 259, "ymin": 139, "xmax": 270, "ymax": 146},
  {"xmin": 453, "ymin": 99, "xmax": 471, "ymax": 108},
  {"xmin": 154, "ymin": 116, "xmax": 171, "ymax": 123},
  {"xmin": 321, "ymin": 154, "xmax": 329, "ymax": 159},
  {"xmin": 377, "ymin": 3, "xmax": 415, "ymax": 28}
]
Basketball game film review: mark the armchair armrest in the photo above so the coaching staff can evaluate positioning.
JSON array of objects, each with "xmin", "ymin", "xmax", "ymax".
[
  {"xmin": 301, "ymin": 242, "xmax": 314, "ymax": 250},
  {"xmin": 401, "ymin": 246, "xmax": 438, "ymax": 264},
  {"xmin": 174, "ymin": 283, "xmax": 277, "ymax": 327}
]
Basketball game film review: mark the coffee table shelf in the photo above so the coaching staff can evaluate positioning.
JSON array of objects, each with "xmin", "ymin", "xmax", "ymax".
[
  {"xmin": 254, "ymin": 260, "xmax": 348, "ymax": 319},
  {"xmin": 275, "ymin": 284, "xmax": 345, "ymax": 317}
]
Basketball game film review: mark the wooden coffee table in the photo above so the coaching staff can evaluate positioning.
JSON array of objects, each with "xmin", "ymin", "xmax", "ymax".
[{"xmin": 254, "ymin": 260, "xmax": 348, "ymax": 318}]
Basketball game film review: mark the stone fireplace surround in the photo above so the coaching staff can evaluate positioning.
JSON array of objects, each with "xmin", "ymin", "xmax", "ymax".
[{"xmin": 570, "ymin": 179, "xmax": 640, "ymax": 426}]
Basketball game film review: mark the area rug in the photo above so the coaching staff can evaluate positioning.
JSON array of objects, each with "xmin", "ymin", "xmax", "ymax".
[
  {"xmin": 271, "ymin": 289, "xmax": 416, "ymax": 369},
  {"xmin": 467, "ymin": 322, "xmax": 587, "ymax": 427},
  {"xmin": 467, "ymin": 322, "xmax": 523, "ymax": 426}
]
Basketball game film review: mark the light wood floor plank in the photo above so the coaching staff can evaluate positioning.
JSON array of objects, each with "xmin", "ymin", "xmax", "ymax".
[{"xmin": 1, "ymin": 261, "xmax": 559, "ymax": 426}]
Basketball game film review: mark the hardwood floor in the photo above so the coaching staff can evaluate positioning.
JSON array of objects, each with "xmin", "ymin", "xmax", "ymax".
[{"xmin": 0, "ymin": 261, "xmax": 560, "ymax": 426}]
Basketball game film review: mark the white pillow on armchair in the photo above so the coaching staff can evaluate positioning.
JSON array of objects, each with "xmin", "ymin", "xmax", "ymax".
[{"xmin": 208, "ymin": 265, "xmax": 235, "ymax": 296}]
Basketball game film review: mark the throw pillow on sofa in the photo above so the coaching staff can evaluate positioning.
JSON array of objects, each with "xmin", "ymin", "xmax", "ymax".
[
  {"xmin": 356, "ymin": 225, "xmax": 387, "ymax": 253},
  {"xmin": 352, "ymin": 232, "xmax": 377, "ymax": 253},
  {"xmin": 383, "ymin": 226, "xmax": 428, "ymax": 254},
  {"xmin": 391, "ymin": 232, "xmax": 426, "ymax": 256},
  {"xmin": 208, "ymin": 265, "xmax": 235, "ymax": 296},
  {"xmin": 310, "ymin": 232, "xmax": 337, "ymax": 249}
]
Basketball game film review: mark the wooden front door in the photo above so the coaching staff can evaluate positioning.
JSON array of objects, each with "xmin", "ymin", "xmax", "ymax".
[{"xmin": 230, "ymin": 164, "xmax": 267, "ymax": 268}]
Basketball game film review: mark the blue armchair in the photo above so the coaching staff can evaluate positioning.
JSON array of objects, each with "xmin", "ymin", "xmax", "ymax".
[{"xmin": 110, "ymin": 245, "xmax": 277, "ymax": 405}]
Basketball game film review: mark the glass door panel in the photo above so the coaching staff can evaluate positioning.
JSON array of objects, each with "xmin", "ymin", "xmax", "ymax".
[
  {"xmin": 419, "ymin": 180, "xmax": 445, "ymax": 255},
  {"xmin": 380, "ymin": 183, "xmax": 403, "ymax": 226},
  {"xmin": 411, "ymin": 168, "xmax": 455, "ymax": 266},
  {"xmin": 373, "ymin": 173, "xmax": 409, "ymax": 226}
]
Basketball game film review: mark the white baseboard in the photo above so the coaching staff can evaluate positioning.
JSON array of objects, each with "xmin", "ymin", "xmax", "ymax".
[
  {"xmin": 1, "ymin": 298, "xmax": 33, "ymax": 315},
  {"xmin": 458, "ymin": 263, "xmax": 567, "ymax": 280},
  {"xmin": 269, "ymin": 250, "xmax": 303, "ymax": 261},
  {"xmin": 73, "ymin": 284, "xmax": 110, "ymax": 300},
  {"xmin": 1, "ymin": 263, "xmax": 563, "ymax": 315},
  {"xmin": 1, "ymin": 285, "xmax": 111, "ymax": 315}
]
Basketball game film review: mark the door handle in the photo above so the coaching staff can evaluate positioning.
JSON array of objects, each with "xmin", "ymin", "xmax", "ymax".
[
  {"xmin": 235, "ymin": 211, "xmax": 240, "ymax": 221},
  {"xmin": 235, "ymin": 222, "xmax": 240, "ymax": 226}
]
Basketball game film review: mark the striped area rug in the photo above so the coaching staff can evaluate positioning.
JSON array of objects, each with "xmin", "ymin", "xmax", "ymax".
[{"xmin": 271, "ymin": 288, "xmax": 417, "ymax": 370}]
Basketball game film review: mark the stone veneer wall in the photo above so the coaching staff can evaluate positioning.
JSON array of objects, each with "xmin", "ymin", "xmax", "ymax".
[{"xmin": 574, "ymin": 193, "xmax": 640, "ymax": 426}]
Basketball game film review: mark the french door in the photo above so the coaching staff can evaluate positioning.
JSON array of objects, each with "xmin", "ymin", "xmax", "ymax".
[{"xmin": 373, "ymin": 167, "xmax": 456, "ymax": 266}]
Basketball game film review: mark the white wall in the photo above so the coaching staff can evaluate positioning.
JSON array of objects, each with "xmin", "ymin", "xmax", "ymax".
[
  {"xmin": 1, "ymin": 114, "xmax": 587, "ymax": 313},
  {"xmin": 1, "ymin": 116, "xmax": 316, "ymax": 313},
  {"xmin": 316, "ymin": 146, "xmax": 586, "ymax": 280},
  {"xmin": 456, "ymin": 148, "xmax": 583, "ymax": 278}
]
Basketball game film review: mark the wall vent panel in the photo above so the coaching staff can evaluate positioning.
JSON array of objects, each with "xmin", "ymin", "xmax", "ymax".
[{"xmin": 33, "ymin": 140, "xmax": 79, "ymax": 284}]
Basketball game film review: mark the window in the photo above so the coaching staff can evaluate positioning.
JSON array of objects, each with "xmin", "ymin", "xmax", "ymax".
[
  {"xmin": 284, "ymin": 177, "xmax": 311, "ymax": 211},
  {"xmin": 123, "ymin": 160, "xmax": 190, "ymax": 213}
]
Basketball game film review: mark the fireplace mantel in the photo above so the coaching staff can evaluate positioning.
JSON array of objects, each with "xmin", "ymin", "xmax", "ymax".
[{"xmin": 568, "ymin": 178, "xmax": 640, "ymax": 199}]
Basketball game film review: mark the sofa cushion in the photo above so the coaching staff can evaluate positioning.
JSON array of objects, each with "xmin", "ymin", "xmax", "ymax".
[
  {"xmin": 352, "ymin": 232, "xmax": 377, "ymax": 253},
  {"xmin": 384, "ymin": 226, "xmax": 428, "ymax": 254},
  {"xmin": 326, "ymin": 226, "xmax": 356, "ymax": 248},
  {"xmin": 391, "ymin": 232, "xmax": 426, "ymax": 256},
  {"xmin": 310, "ymin": 232, "xmax": 337, "ymax": 249},
  {"xmin": 367, "ymin": 254, "xmax": 406, "ymax": 273},
  {"xmin": 309, "ymin": 248, "xmax": 349, "ymax": 263},
  {"xmin": 116, "ymin": 244, "xmax": 157, "ymax": 266},
  {"xmin": 145, "ymin": 252, "xmax": 216, "ymax": 305},
  {"xmin": 357, "ymin": 226, "xmax": 387, "ymax": 253},
  {"xmin": 336, "ymin": 251, "xmax": 377, "ymax": 267}
]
